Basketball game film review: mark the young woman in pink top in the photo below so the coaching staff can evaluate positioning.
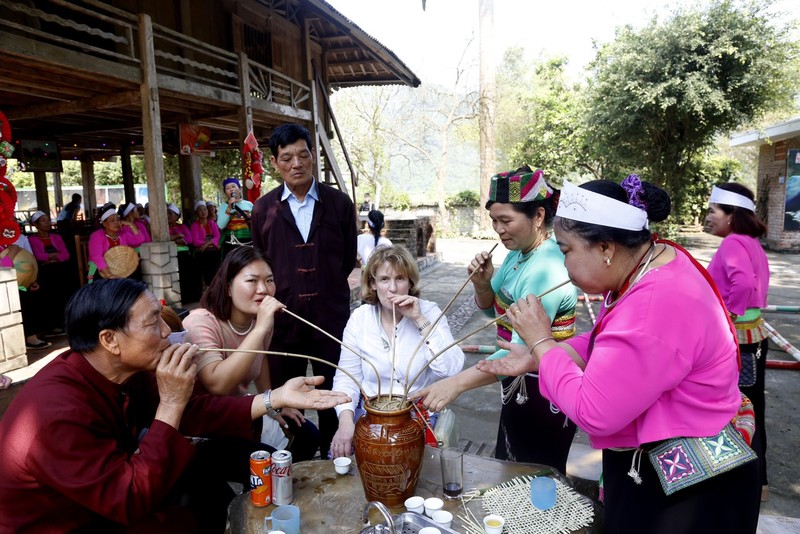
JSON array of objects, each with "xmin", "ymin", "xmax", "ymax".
[
  {"xmin": 478, "ymin": 178, "xmax": 759, "ymax": 533},
  {"xmin": 706, "ymin": 183, "xmax": 770, "ymax": 501},
  {"xmin": 183, "ymin": 246, "xmax": 320, "ymax": 460},
  {"xmin": 189, "ymin": 200, "xmax": 221, "ymax": 289}
]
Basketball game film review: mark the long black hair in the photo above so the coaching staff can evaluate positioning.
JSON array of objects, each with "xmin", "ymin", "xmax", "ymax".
[{"xmin": 366, "ymin": 210, "xmax": 385, "ymax": 246}]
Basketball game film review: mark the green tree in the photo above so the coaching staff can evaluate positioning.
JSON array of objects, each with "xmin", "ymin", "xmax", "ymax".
[
  {"xmin": 585, "ymin": 0, "xmax": 799, "ymax": 212},
  {"xmin": 506, "ymin": 56, "xmax": 587, "ymax": 180}
]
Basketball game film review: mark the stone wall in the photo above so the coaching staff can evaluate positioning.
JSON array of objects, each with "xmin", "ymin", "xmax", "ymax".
[
  {"xmin": 139, "ymin": 241, "xmax": 182, "ymax": 306},
  {"xmin": 0, "ymin": 268, "xmax": 27, "ymax": 373},
  {"xmin": 383, "ymin": 216, "xmax": 436, "ymax": 257},
  {"xmin": 757, "ymin": 135, "xmax": 800, "ymax": 251}
]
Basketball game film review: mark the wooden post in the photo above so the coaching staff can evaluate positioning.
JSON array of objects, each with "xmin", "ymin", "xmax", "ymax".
[
  {"xmin": 52, "ymin": 171, "xmax": 63, "ymax": 216},
  {"xmin": 33, "ymin": 171, "xmax": 50, "ymax": 216},
  {"xmin": 301, "ymin": 14, "xmax": 322, "ymax": 181},
  {"xmin": 138, "ymin": 13, "xmax": 168, "ymax": 242},
  {"xmin": 80, "ymin": 155, "xmax": 96, "ymax": 219},
  {"xmin": 120, "ymin": 144, "xmax": 135, "ymax": 204},
  {"xmin": 238, "ymin": 51, "xmax": 253, "ymax": 152},
  {"xmin": 178, "ymin": 147, "xmax": 202, "ymax": 223}
]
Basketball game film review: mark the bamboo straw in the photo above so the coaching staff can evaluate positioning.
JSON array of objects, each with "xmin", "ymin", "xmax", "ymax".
[
  {"xmin": 196, "ymin": 347, "xmax": 369, "ymax": 401},
  {"xmin": 402, "ymin": 242, "xmax": 500, "ymax": 392},
  {"xmin": 402, "ymin": 278, "xmax": 572, "ymax": 401},
  {"xmin": 280, "ymin": 308, "xmax": 383, "ymax": 400}
]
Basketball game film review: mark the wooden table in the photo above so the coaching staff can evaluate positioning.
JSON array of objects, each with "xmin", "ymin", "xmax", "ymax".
[{"xmin": 227, "ymin": 446, "xmax": 591, "ymax": 533}]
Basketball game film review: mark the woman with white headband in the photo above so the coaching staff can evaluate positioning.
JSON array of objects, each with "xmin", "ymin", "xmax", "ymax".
[
  {"xmin": 478, "ymin": 177, "xmax": 759, "ymax": 533},
  {"xmin": 88, "ymin": 204, "xmax": 137, "ymax": 280},
  {"xmin": 117, "ymin": 202, "xmax": 150, "ymax": 247},
  {"xmin": 706, "ymin": 183, "xmax": 770, "ymax": 502}
]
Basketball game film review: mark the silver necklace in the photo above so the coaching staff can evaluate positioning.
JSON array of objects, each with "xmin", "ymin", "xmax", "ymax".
[
  {"xmin": 501, "ymin": 375, "xmax": 529, "ymax": 405},
  {"xmin": 227, "ymin": 319, "xmax": 254, "ymax": 336}
]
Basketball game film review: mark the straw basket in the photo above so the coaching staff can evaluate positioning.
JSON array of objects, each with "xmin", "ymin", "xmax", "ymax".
[
  {"xmin": 0, "ymin": 248, "xmax": 38, "ymax": 288},
  {"xmin": 104, "ymin": 246, "xmax": 139, "ymax": 278}
]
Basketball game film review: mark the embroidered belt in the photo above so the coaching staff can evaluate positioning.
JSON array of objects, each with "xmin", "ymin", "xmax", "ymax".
[{"xmin": 647, "ymin": 423, "xmax": 756, "ymax": 495}]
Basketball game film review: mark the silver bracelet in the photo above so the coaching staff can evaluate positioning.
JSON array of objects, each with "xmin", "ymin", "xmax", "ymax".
[{"xmin": 528, "ymin": 336, "xmax": 555, "ymax": 355}]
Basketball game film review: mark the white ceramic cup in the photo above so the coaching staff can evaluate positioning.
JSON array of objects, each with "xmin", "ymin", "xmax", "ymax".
[
  {"xmin": 404, "ymin": 496, "xmax": 425, "ymax": 514},
  {"xmin": 483, "ymin": 514, "xmax": 505, "ymax": 534},
  {"xmin": 418, "ymin": 528, "xmax": 441, "ymax": 534},
  {"xmin": 423, "ymin": 497, "xmax": 444, "ymax": 518},
  {"xmin": 432, "ymin": 510, "xmax": 453, "ymax": 528},
  {"xmin": 267, "ymin": 531, "xmax": 286, "ymax": 534},
  {"xmin": 333, "ymin": 456, "xmax": 351, "ymax": 475}
]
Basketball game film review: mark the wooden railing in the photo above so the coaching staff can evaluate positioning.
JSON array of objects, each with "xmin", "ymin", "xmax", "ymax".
[{"xmin": 0, "ymin": 0, "xmax": 308, "ymax": 111}]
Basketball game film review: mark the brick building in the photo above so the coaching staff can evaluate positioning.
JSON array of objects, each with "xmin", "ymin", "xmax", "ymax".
[{"xmin": 730, "ymin": 116, "xmax": 800, "ymax": 251}]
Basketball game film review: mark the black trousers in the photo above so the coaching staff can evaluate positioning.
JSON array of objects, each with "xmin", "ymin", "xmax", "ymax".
[
  {"xmin": 740, "ymin": 338, "xmax": 769, "ymax": 487},
  {"xmin": 603, "ymin": 446, "xmax": 760, "ymax": 533},
  {"xmin": 267, "ymin": 334, "xmax": 341, "ymax": 459},
  {"xmin": 495, "ymin": 374, "xmax": 577, "ymax": 475}
]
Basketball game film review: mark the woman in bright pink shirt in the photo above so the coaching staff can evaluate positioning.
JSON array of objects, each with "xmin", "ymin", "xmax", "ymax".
[
  {"xmin": 88, "ymin": 204, "xmax": 137, "ymax": 279},
  {"xmin": 706, "ymin": 183, "xmax": 770, "ymax": 501},
  {"xmin": 190, "ymin": 200, "xmax": 221, "ymax": 289},
  {"xmin": 478, "ymin": 178, "xmax": 759, "ymax": 533},
  {"xmin": 118, "ymin": 202, "xmax": 151, "ymax": 248},
  {"xmin": 28, "ymin": 211, "xmax": 70, "ymax": 263}
]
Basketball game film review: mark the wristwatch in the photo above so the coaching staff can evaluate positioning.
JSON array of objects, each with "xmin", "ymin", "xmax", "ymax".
[{"xmin": 262, "ymin": 389, "xmax": 279, "ymax": 418}]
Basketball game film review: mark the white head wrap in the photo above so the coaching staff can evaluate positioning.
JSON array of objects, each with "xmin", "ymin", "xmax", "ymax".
[
  {"xmin": 120, "ymin": 203, "xmax": 135, "ymax": 218},
  {"xmin": 194, "ymin": 200, "xmax": 207, "ymax": 212},
  {"xmin": 557, "ymin": 181, "xmax": 649, "ymax": 231},
  {"xmin": 709, "ymin": 185, "xmax": 755, "ymax": 212},
  {"xmin": 167, "ymin": 203, "xmax": 181, "ymax": 216},
  {"xmin": 30, "ymin": 211, "xmax": 46, "ymax": 224},
  {"xmin": 99, "ymin": 209, "xmax": 116, "ymax": 223}
]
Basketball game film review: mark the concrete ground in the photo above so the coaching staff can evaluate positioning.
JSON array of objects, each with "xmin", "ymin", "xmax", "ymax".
[{"xmin": 3, "ymin": 231, "xmax": 798, "ymax": 532}]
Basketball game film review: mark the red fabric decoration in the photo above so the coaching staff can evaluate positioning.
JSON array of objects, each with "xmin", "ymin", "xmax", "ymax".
[
  {"xmin": 0, "ymin": 176, "xmax": 17, "ymax": 205},
  {"xmin": 242, "ymin": 130, "xmax": 262, "ymax": 203},
  {"xmin": 0, "ymin": 111, "xmax": 11, "ymax": 144},
  {"xmin": 0, "ymin": 218, "xmax": 20, "ymax": 246}
]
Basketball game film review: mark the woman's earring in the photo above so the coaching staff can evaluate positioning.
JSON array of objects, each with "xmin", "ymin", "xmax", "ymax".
[{"xmin": 604, "ymin": 257, "xmax": 611, "ymax": 266}]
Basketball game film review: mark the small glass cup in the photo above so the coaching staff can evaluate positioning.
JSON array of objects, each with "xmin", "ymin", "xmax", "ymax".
[
  {"xmin": 440, "ymin": 447, "xmax": 464, "ymax": 500},
  {"xmin": 530, "ymin": 476, "xmax": 557, "ymax": 510}
]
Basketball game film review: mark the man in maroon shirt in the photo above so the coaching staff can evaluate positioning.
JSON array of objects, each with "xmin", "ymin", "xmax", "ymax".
[{"xmin": 0, "ymin": 279, "xmax": 348, "ymax": 533}]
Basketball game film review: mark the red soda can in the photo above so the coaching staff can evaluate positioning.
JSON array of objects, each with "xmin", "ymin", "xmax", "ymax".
[
  {"xmin": 271, "ymin": 449, "xmax": 293, "ymax": 505},
  {"xmin": 249, "ymin": 450, "xmax": 272, "ymax": 507}
]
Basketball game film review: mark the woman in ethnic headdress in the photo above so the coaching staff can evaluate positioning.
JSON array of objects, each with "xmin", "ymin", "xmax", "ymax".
[
  {"xmin": 415, "ymin": 166, "xmax": 578, "ymax": 472},
  {"xmin": 217, "ymin": 177, "xmax": 253, "ymax": 257},
  {"xmin": 481, "ymin": 177, "xmax": 759, "ymax": 532},
  {"xmin": 706, "ymin": 183, "xmax": 771, "ymax": 501}
]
